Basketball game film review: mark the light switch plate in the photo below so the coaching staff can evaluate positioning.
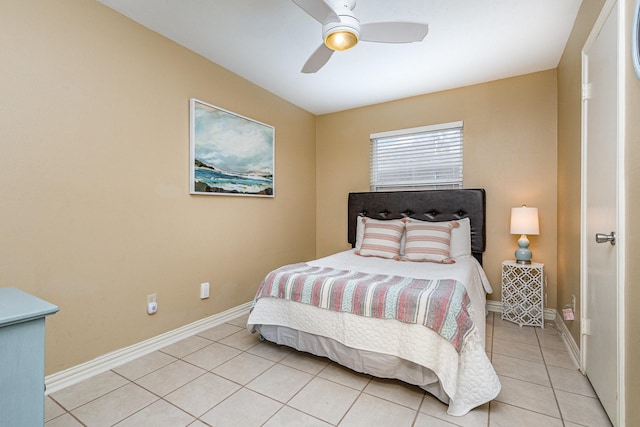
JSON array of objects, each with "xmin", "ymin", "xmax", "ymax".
[{"xmin": 200, "ymin": 282, "xmax": 210, "ymax": 299}]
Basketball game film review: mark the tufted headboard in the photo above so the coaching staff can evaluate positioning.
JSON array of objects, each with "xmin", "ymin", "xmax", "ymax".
[{"xmin": 348, "ymin": 189, "xmax": 486, "ymax": 265}]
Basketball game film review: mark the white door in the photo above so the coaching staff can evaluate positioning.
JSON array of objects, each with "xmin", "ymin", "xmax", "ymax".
[{"xmin": 581, "ymin": 1, "xmax": 622, "ymax": 425}]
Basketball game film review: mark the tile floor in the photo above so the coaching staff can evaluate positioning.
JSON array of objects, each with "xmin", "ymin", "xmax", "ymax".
[{"xmin": 45, "ymin": 312, "xmax": 612, "ymax": 426}]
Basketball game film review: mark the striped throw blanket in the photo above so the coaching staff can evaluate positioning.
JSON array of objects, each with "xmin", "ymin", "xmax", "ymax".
[{"xmin": 254, "ymin": 263, "xmax": 475, "ymax": 352}]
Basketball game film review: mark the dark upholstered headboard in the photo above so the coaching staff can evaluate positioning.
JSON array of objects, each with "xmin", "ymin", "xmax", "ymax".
[{"xmin": 348, "ymin": 189, "xmax": 486, "ymax": 265}]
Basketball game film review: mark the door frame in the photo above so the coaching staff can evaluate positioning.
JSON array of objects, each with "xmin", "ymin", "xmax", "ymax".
[{"xmin": 580, "ymin": 0, "xmax": 626, "ymax": 424}]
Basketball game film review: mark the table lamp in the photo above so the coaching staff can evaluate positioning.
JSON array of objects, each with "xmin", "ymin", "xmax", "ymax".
[{"xmin": 510, "ymin": 206, "xmax": 539, "ymax": 264}]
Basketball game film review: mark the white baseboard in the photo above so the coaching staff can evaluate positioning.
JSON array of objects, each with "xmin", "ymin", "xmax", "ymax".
[
  {"xmin": 45, "ymin": 302, "xmax": 253, "ymax": 395},
  {"xmin": 47, "ymin": 300, "xmax": 583, "ymax": 395},
  {"xmin": 486, "ymin": 301, "xmax": 581, "ymax": 369},
  {"xmin": 553, "ymin": 310, "xmax": 582, "ymax": 370}
]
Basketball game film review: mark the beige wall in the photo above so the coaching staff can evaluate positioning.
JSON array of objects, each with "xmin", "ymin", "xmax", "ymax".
[
  {"xmin": 556, "ymin": 0, "xmax": 607, "ymax": 351},
  {"xmin": 316, "ymin": 71, "xmax": 559, "ymax": 306},
  {"xmin": 0, "ymin": 1, "xmax": 317, "ymax": 374}
]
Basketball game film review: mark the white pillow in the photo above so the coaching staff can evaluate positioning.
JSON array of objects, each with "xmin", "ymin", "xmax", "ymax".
[
  {"xmin": 450, "ymin": 217, "xmax": 472, "ymax": 258},
  {"xmin": 402, "ymin": 219, "xmax": 456, "ymax": 263},
  {"xmin": 355, "ymin": 215, "xmax": 366, "ymax": 250},
  {"xmin": 356, "ymin": 218, "xmax": 405, "ymax": 260}
]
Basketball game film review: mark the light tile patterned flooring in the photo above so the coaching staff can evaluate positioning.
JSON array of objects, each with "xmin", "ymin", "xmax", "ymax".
[{"xmin": 45, "ymin": 312, "xmax": 612, "ymax": 426}]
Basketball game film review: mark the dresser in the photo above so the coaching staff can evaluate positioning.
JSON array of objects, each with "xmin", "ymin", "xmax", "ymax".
[{"xmin": 0, "ymin": 287, "xmax": 59, "ymax": 426}]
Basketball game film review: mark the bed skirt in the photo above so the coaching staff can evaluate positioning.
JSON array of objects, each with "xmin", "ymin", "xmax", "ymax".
[{"xmin": 255, "ymin": 323, "xmax": 450, "ymax": 403}]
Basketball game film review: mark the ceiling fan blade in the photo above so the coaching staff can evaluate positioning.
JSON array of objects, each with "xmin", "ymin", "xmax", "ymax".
[
  {"xmin": 301, "ymin": 44, "xmax": 334, "ymax": 73},
  {"xmin": 359, "ymin": 22, "xmax": 429, "ymax": 43},
  {"xmin": 292, "ymin": 0, "xmax": 339, "ymax": 24}
]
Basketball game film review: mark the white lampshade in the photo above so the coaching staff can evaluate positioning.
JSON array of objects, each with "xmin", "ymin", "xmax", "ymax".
[{"xmin": 510, "ymin": 206, "xmax": 539, "ymax": 235}]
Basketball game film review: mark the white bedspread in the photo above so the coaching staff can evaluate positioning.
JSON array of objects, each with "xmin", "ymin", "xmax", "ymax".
[{"xmin": 248, "ymin": 250, "xmax": 501, "ymax": 416}]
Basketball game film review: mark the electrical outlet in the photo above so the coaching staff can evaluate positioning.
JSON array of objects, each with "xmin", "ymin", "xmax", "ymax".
[
  {"xmin": 146, "ymin": 293, "xmax": 158, "ymax": 315},
  {"xmin": 200, "ymin": 282, "xmax": 210, "ymax": 299}
]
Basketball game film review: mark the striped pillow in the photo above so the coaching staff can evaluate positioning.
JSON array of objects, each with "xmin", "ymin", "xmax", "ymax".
[
  {"xmin": 402, "ymin": 219, "xmax": 459, "ymax": 263},
  {"xmin": 356, "ymin": 218, "xmax": 405, "ymax": 260}
]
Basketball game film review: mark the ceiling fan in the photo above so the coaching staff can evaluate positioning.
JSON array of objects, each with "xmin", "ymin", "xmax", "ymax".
[{"xmin": 292, "ymin": 0, "xmax": 429, "ymax": 73}]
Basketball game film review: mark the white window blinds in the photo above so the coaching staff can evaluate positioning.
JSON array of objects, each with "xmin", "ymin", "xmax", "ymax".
[{"xmin": 370, "ymin": 121, "xmax": 463, "ymax": 191}]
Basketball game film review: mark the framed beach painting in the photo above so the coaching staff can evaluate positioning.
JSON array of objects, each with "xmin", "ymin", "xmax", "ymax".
[
  {"xmin": 634, "ymin": 0, "xmax": 640, "ymax": 79},
  {"xmin": 190, "ymin": 98, "xmax": 275, "ymax": 197}
]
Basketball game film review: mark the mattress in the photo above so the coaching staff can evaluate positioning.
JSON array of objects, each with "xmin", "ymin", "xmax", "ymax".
[{"xmin": 247, "ymin": 250, "xmax": 501, "ymax": 416}]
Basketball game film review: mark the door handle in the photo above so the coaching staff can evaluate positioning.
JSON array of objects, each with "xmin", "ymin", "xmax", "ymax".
[{"xmin": 595, "ymin": 231, "xmax": 616, "ymax": 245}]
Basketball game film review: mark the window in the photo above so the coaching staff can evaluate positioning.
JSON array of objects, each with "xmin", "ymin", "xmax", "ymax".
[{"xmin": 369, "ymin": 121, "xmax": 463, "ymax": 191}]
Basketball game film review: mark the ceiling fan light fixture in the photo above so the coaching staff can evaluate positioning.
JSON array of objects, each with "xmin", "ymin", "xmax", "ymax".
[
  {"xmin": 325, "ymin": 28, "xmax": 358, "ymax": 51},
  {"xmin": 294, "ymin": 0, "xmax": 428, "ymax": 72}
]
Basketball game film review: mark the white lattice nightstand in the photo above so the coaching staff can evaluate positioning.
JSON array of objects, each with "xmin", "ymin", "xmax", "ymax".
[{"xmin": 501, "ymin": 261, "xmax": 544, "ymax": 328}]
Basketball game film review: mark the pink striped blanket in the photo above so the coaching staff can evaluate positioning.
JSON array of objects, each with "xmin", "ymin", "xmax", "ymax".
[{"xmin": 254, "ymin": 263, "xmax": 475, "ymax": 352}]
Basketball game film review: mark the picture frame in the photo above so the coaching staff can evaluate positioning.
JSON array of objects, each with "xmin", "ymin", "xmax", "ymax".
[
  {"xmin": 633, "ymin": 0, "xmax": 640, "ymax": 79},
  {"xmin": 190, "ymin": 98, "xmax": 275, "ymax": 197}
]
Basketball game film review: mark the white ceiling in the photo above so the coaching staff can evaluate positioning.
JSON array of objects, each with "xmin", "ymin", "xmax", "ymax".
[{"xmin": 97, "ymin": 0, "xmax": 582, "ymax": 115}]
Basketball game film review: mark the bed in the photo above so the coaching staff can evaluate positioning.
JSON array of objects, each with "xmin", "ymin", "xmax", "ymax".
[{"xmin": 247, "ymin": 189, "xmax": 501, "ymax": 416}]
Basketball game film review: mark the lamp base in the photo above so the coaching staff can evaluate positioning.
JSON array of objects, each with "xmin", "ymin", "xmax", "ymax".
[{"xmin": 514, "ymin": 234, "xmax": 533, "ymax": 264}]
